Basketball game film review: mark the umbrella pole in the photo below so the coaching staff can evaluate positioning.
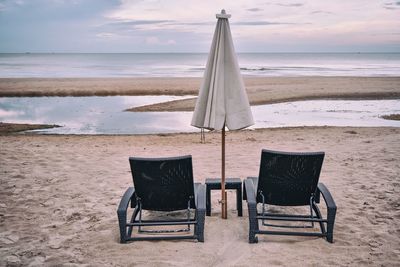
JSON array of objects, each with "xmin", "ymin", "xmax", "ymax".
[{"xmin": 221, "ymin": 126, "xmax": 227, "ymax": 219}]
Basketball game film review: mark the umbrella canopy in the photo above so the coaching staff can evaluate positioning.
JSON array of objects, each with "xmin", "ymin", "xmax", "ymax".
[
  {"xmin": 191, "ymin": 10, "xmax": 254, "ymax": 219},
  {"xmin": 191, "ymin": 9, "xmax": 254, "ymax": 131}
]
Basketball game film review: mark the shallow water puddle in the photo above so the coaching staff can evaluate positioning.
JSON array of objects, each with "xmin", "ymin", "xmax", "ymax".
[{"xmin": 0, "ymin": 97, "xmax": 399, "ymax": 134}]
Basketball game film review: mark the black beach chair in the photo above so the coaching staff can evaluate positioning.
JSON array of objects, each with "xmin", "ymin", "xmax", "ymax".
[
  {"xmin": 117, "ymin": 155, "xmax": 206, "ymax": 243},
  {"xmin": 244, "ymin": 149, "xmax": 337, "ymax": 243}
]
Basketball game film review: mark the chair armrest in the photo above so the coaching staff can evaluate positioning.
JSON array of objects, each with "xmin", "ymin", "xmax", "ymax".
[
  {"xmin": 244, "ymin": 179, "xmax": 257, "ymax": 205},
  {"xmin": 317, "ymin": 183, "xmax": 337, "ymax": 210},
  {"xmin": 245, "ymin": 178, "xmax": 259, "ymax": 243},
  {"xmin": 194, "ymin": 183, "xmax": 206, "ymax": 210},
  {"xmin": 243, "ymin": 176, "xmax": 258, "ymax": 200},
  {"xmin": 317, "ymin": 183, "xmax": 337, "ymax": 243},
  {"xmin": 247, "ymin": 176, "xmax": 258, "ymax": 185},
  {"xmin": 194, "ymin": 183, "xmax": 206, "ymax": 242},
  {"xmin": 117, "ymin": 187, "xmax": 135, "ymax": 215},
  {"xmin": 117, "ymin": 187, "xmax": 135, "ymax": 243}
]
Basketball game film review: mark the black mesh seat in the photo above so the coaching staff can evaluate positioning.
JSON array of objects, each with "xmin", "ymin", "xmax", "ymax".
[
  {"xmin": 117, "ymin": 155, "xmax": 206, "ymax": 243},
  {"xmin": 244, "ymin": 149, "xmax": 337, "ymax": 243}
]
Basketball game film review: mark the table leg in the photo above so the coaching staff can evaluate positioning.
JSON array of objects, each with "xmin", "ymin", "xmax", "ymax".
[
  {"xmin": 237, "ymin": 185, "xmax": 243, "ymax": 217},
  {"xmin": 206, "ymin": 186, "xmax": 211, "ymax": 216}
]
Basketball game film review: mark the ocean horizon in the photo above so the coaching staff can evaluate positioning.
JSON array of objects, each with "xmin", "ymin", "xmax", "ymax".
[{"xmin": 1, "ymin": 52, "xmax": 399, "ymax": 78}]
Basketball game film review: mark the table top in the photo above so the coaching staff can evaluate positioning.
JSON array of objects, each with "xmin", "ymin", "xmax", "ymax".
[{"xmin": 205, "ymin": 178, "xmax": 242, "ymax": 184}]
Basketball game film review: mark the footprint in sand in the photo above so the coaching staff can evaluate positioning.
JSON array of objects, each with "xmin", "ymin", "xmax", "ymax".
[{"xmin": 66, "ymin": 212, "xmax": 82, "ymax": 222}]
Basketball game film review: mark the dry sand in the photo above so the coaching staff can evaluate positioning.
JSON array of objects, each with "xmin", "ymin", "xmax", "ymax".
[
  {"xmin": 1, "ymin": 127, "xmax": 399, "ymax": 266},
  {"xmin": 0, "ymin": 77, "xmax": 400, "ymax": 266}
]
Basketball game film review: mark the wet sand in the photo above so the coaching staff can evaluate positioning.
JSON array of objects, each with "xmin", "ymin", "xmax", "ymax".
[{"xmin": 1, "ymin": 77, "xmax": 399, "ymax": 112}]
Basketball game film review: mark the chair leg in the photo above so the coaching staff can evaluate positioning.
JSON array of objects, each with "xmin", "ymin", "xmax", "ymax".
[
  {"xmin": 195, "ymin": 209, "xmax": 206, "ymax": 242},
  {"xmin": 206, "ymin": 186, "xmax": 211, "ymax": 216},
  {"xmin": 248, "ymin": 203, "xmax": 259, "ymax": 243},
  {"xmin": 326, "ymin": 207, "xmax": 337, "ymax": 243},
  {"xmin": 117, "ymin": 210, "xmax": 127, "ymax": 244},
  {"xmin": 127, "ymin": 207, "xmax": 140, "ymax": 238},
  {"xmin": 312, "ymin": 203, "xmax": 326, "ymax": 235}
]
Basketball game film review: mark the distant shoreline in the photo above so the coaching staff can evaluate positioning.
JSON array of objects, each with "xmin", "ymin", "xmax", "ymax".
[{"xmin": 0, "ymin": 122, "xmax": 60, "ymax": 134}]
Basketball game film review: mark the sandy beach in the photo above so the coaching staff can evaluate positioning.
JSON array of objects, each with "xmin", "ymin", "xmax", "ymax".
[
  {"xmin": 0, "ymin": 127, "xmax": 399, "ymax": 266},
  {"xmin": 1, "ymin": 77, "xmax": 400, "ymax": 266}
]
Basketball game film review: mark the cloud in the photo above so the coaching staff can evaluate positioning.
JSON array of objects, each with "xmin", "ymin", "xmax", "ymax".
[
  {"xmin": 1, "ymin": 0, "xmax": 399, "ymax": 53},
  {"xmin": 96, "ymin": 32, "xmax": 118, "ymax": 39},
  {"xmin": 383, "ymin": 1, "xmax": 400, "ymax": 9},
  {"xmin": 310, "ymin": 10, "xmax": 334, "ymax": 15},
  {"xmin": 276, "ymin": 3, "xmax": 304, "ymax": 7},
  {"xmin": 234, "ymin": 21, "xmax": 309, "ymax": 26},
  {"xmin": 370, "ymin": 32, "xmax": 400, "ymax": 36},
  {"xmin": 264, "ymin": 2, "xmax": 304, "ymax": 7},
  {"xmin": 14, "ymin": 0, "xmax": 25, "ymax": 6},
  {"xmin": 145, "ymin": 36, "xmax": 176, "ymax": 46},
  {"xmin": 145, "ymin": 36, "xmax": 160, "ymax": 44},
  {"xmin": 385, "ymin": 1, "xmax": 400, "ymax": 5},
  {"xmin": 0, "ymin": 0, "xmax": 24, "ymax": 11},
  {"xmin": 96, "ymin": 20, "xmax": 174, "ymax": 34},
  {"xmin": 96, "ymin": 18, "xmax": 215, "ymax": 37},
  {"xmin": 104, "ymin": 19, "xmax": 173, "ymax": 27},
  {"xmin": 247, "ymin": 8, "xmax": 263, "ymax": 12},
  {"xmin": 168, "ymin": 22, "xmax": 214, "ymax": 26}
]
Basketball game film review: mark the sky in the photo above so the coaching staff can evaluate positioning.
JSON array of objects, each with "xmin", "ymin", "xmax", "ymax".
[{"xmin": 0, "ymin": 0, "xmax": 399, "ymax": 53}]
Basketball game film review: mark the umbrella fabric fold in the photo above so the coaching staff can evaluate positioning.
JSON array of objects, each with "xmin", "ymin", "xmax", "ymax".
[{"xmin": 191, "ymin": 10, "xmax": 254, "ymax": 131}]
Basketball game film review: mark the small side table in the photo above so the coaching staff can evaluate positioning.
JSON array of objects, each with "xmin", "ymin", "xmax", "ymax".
[{"xmin": 205, "ymin": 178, "xmax": 242, "ymax": 217}]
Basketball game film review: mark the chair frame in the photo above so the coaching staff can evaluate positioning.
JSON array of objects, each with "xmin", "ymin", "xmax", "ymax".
[
  {"xmin": 244, "ymin": 149, "xmax": 337, "ymax": 243},
  {"xmin": 117, "ymin": 155, "xmax": 206, "ymax": 243}
]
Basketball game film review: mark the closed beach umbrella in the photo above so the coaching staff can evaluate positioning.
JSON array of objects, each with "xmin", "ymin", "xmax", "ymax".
[{"xmin": 191, "ymin": 9, "xmax": 254, "ymax": 219}]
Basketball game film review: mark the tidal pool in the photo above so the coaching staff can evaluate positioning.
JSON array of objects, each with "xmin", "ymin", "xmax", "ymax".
[{"xmin": 0, "ymin": 96, "xmax": 399, "ymax": 134}]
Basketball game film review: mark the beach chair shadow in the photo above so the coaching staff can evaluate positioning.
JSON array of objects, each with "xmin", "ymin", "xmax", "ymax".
[
  {"xmin": 117, "ymin": 155, "xmax": 206, "ymax": 243},
  {"xmin": 244, "ymin": 149, "xmax": 337, "ymax": 243}
]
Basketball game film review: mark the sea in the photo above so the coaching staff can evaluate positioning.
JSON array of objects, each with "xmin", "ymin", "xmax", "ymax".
[{"xmin": 0, "ymin": 53, "xmax": 399, "ymax": 77}]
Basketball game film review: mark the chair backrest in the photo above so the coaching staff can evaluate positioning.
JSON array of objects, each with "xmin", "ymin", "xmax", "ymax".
[
  {"xmin": 257, "ymin": 149, "xmax": 325, "ymax": 206},
  {"xmin": 129, "ymin": 155, "xmax": 195, "ymax": 211}
]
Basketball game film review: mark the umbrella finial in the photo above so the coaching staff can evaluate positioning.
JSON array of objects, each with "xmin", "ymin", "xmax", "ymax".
[{"xmin": 216, "ymin": 9, "xmax": 231, "ymax": 19}]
